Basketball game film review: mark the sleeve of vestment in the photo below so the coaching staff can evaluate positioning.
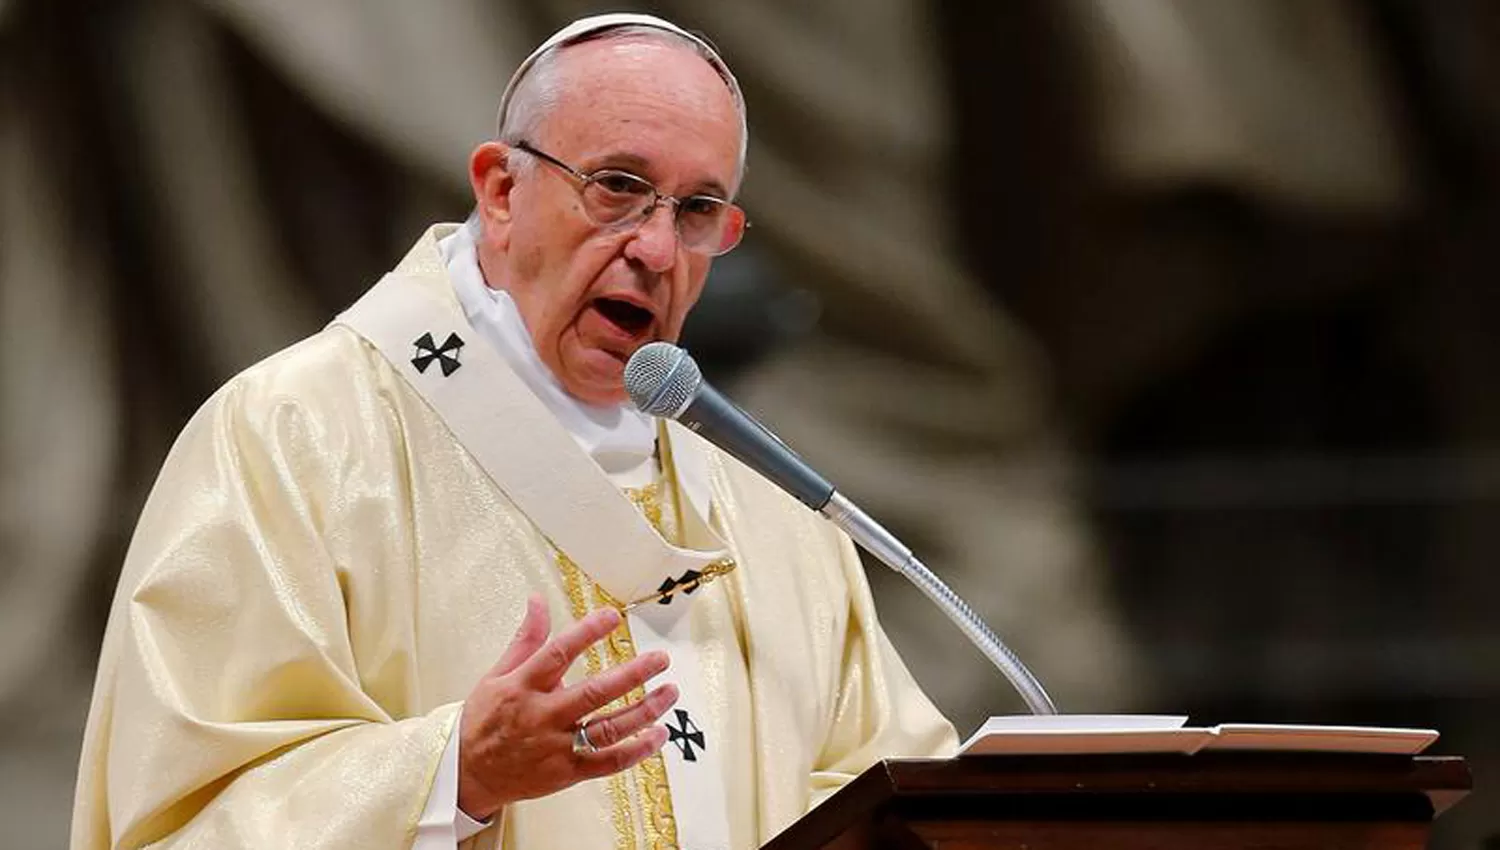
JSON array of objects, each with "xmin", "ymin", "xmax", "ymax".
[
  {"xmin": 69, "ymin": 350, "xmax": 459, "ymax": 850},
  {"xmin": 806, "ymin": 535, "xmax": 960, "ymax": 810}
]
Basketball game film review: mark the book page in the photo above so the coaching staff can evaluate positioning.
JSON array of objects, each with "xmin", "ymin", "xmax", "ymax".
[
  {"xmin": 960, "ymin": 715, "xmax": 1208, "ymax": 756},
  {"xmin": 1206, "ymin": 723, "xmax": 1438, "ymax": 754},
  {"xmin": 960, "ymin": 716, "xmax": 1438, "ymax": 757}
]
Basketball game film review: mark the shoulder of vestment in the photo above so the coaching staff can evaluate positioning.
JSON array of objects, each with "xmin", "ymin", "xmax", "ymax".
[{"xmin": 177, "ymin": 324, "xmax": 414, "ymax": 467}]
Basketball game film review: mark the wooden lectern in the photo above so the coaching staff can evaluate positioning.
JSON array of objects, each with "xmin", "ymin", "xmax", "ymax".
[{"xmin": 763, "ymin": 753, "xmax": 1471, "ymax": 850}]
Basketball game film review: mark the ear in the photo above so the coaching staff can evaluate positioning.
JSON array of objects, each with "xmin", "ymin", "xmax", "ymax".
[{"xmin": 469, "ymin": 141, "xmax": 516, "ymax": 243}]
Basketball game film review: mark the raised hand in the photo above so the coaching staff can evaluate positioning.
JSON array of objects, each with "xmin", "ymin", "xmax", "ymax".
[{"xmin": 457, "ymin": 594, "xmax": 678, "ymax": 821}]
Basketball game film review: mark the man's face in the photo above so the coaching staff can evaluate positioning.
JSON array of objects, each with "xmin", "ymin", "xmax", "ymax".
[{"xmin": 470, "ymin": 38, "xmax": 743, "ymax": 406}]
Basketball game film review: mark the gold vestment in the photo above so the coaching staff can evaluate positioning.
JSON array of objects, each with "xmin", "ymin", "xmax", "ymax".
[{"xmin": 70, "ymin": 226, "xmax": 956, "ymax": 849}]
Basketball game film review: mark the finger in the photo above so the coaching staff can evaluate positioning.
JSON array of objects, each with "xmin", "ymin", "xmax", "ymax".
[
  {"xmin": 576, "ymin": 725, "xmax": 670, "ymax": 780},
  {"xmin": 582, "ymin": 683, "xmax": 679, "ymax": 749},
  {"xmin": 518, "ymin": 606, "xmax": 622, "ymax": 688},
  {"xmin": 486, "ymin": 594, "xmax": 550, "ymax": 679},
  {"xmin": 551, "ymin": 650, "xmax": 670, "ymax": 721}
]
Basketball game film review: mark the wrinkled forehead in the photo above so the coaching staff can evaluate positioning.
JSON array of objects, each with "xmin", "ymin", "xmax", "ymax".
[
  {"xmin": 496, "ymin": 14, "xmax": 748, "ymax": 160},
  {"xmin": 541, "ymin": 43, "xmax": 744, "ymax": 196}
]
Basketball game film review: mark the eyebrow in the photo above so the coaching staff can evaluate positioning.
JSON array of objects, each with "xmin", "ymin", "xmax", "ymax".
[{"xmin": 585, "ymin": 152, "xmax": 730, "ymax": 200}]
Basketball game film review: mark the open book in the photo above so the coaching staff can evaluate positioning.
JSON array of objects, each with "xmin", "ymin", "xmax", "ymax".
[{"xmin": 960, "ymin": 715, "xmax": 1438, "ymax": 756}]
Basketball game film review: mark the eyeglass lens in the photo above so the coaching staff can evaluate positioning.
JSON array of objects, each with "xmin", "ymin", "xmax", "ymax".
[{"xmin": 580, "ymin": 171, "xmax": 743, "ymax": 255}]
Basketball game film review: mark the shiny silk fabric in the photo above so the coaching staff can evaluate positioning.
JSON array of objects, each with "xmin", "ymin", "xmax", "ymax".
[{"xmin": 70, "ymin": 228, "xmax": 957, "ymax": 849}]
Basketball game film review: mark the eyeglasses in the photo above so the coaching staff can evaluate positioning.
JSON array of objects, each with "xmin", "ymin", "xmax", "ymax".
[{"xmin": 513, "ymin": 141, "xmax": 748, "ymax": 256}]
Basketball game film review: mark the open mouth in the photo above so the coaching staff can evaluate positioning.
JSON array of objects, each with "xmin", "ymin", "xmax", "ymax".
[{"xmin": 592, "ymin": 297, "xmax": 655, "ymax": 337}]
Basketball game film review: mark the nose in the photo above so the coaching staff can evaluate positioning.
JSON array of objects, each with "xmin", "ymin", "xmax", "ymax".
[{"xmin": 623, "ymin": 202, "xmax": 680, "ymax": 273}]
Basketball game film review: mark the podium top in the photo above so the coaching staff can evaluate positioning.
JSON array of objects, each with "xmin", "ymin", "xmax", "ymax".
[{"xmin": 762, "ymin": 753, "xmax": 1471, "ymax": 850}]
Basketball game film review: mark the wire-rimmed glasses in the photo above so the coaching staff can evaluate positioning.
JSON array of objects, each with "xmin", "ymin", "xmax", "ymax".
[{"xmin": 514, "ymin": 141, "xmax": 747, "ymax": 256}]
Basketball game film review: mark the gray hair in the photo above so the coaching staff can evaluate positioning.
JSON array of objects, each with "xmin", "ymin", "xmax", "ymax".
[{"xmin": 499, "ymin": 25, "xmax": 748, "ymax": 186}]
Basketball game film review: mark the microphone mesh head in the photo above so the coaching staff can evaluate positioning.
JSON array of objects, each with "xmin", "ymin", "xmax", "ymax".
[{"xmin": 625, "ymin": 342, "xmax": 703, "ymax": 418}]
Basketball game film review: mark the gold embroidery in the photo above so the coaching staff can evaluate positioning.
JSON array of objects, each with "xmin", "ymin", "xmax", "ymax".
[
  {"xmin": 556, "ymin": 555, "xmax": 598, "ymax": 662},
  {"xmin": 557, "ymin": 553, "xmax": 637, "ymax": 850},
  {"xmin": 655, "ymin": 423, "xmax": 689, "ymax": 539},
  {"xmin": 624, "ymin": 478, "xmax": 680, "ymax": 850},
  {"xmin": 547, "ymin": 465, "xmax": 700, "ymax": 850},
  {"xmin": 625, "ymin": 482, "xmax": 666, "ymax": 535},
  {"xmin": 636, "ymin": 752, "xmax": 678, "ymax": 850},
  {"xmin": 591, "ymin": 581, "xmax": 677, "ymax": 850}
]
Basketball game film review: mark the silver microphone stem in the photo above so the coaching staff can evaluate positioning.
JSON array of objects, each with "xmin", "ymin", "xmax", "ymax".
[{"xmin": 819, "ymin": 491, "xmax": 1058, "ymax": 716}]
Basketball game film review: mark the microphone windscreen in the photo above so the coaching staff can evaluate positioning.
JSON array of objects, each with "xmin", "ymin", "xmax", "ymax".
[{"xmin": 625, "ymin": 342, "xmax": 702, "ymax": 417}]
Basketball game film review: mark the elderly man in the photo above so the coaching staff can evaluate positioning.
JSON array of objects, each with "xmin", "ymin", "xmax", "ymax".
[{"xmin": 70, "ymin": 13, "xmax": 955, "ymax": 850}]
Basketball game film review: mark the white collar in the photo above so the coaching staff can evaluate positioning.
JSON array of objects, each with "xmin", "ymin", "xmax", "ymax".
[{"xmin": 440, "ymin": 219, "xmax": 659, "ymax": 488}]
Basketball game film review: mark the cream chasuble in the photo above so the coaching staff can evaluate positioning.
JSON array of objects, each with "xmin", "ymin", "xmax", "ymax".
[{"xmin": 70, "ymin": 224, "xmax": 957, "ymax": 850}]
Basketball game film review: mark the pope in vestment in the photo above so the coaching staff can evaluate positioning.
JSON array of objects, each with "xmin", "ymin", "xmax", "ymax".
[{"xmin": 71, "ymin": 14, "xmax": 956, "ymax": 850}]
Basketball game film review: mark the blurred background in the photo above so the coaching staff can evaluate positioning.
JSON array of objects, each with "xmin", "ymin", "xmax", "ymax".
[{"xmin": 3, "ymin": 0, "xmax": 1498, "ymax": 847}]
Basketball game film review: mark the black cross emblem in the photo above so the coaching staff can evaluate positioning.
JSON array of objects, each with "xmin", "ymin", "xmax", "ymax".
[
  {"xmin": 666, "ymin": 708, "xmax": 705, "ymax": 762},
  {"xmin": 655, "ymin": 569, "xmax": 704, "ymax": 605},
  {"xmin": 411, "ymin": 331, "xmax": 464, "ymax": 377}
]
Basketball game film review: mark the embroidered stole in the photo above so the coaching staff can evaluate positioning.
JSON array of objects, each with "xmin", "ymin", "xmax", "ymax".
[
  {"xmin": 556, "ymin": 466, "xmax": 729, "ymax": 850},
  {"xmin": 334, "ymin": 254, "xmax": 735, "ymax": 850}
]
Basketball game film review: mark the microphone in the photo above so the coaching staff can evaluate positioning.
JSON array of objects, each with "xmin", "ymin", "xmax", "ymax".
[
  {"xmin": 624, "ymin": 341, "xmax": 835, "ymax": 511},
  {"xmin": 625, "ymin": 341, "xmax": 1058, "ymax": 715}
]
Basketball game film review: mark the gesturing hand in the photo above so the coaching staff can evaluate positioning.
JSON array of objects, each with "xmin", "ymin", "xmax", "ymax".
[{"xmin": 457, "ymin": 594, "xmax": 677, "ymax": 822}]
